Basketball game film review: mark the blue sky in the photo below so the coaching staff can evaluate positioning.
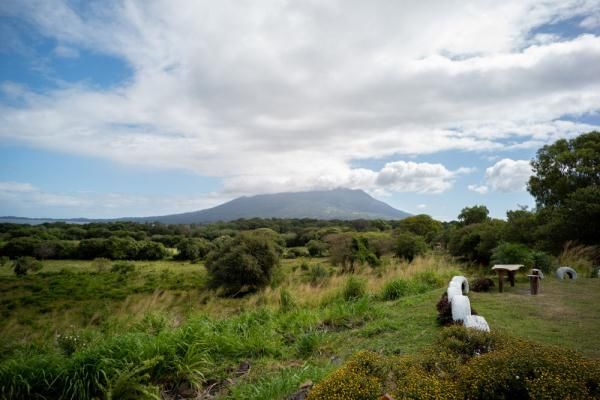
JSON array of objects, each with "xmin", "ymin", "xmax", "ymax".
[{"xmin": 1, "ymin": 1, "xmax": 600, "ymax": 220}]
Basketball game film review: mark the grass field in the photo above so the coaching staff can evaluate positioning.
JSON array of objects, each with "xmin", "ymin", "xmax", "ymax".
[{"xmin": 0, "ymin": 255, "xmax": 598, "ymax": 399}]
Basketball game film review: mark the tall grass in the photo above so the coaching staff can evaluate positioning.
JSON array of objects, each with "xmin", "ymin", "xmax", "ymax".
[{"xmin": 558, "ymin": 241, "xmax": 597, "ymax": 277}]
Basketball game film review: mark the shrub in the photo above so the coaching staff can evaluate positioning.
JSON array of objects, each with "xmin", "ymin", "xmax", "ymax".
[
  {"xmin": 13, "ymin": 256, "xmax": 43, "ymax": 276},
  {"xmin": 279, "ymin": 288, "xmax": 295, "ymax": 312},
  {"xmin": 342, "ymin": 276, "xmax": 367, "ymax": 301},
  {"xmin": 459, "ymin": 339, "xmax": 600, "ymax": 399},
  {"xmin": 531, "ymin": 250, "xmax": 556, "ymax": 273},
  {"xmin": 296, "ymin": 331, "xmax": 323, "ymax": 358},
  {"xmin": 306, "ymin": 240, "xmax": 327, "ymax": 257},
  {"xmin": 435, "ymin": 292, "xmax": 453, "ymax": 326},
  {"xmin": 413, "ymin": 270, "xmax": 445, "ymax": 288},
  {"xmin": 307, "ymin": 264, "xmax": 330, "ymax": 286},
  {"xmin": 390, "ymin": 359, "xmax": 459, "ymax": 400},
  {"xmin": 285, "ymin": 247, "xmax": 310, "ymax": 259},
  {"xmin": 436, "ymin": 325, "xmax": 500, "ymax": 361},
  {"xmin": 111, "ymin": 262, "xmax": 136, "ymax": 274},
  {"xmin": 92, "ymin": 257, "xmax": 111, "ymax": 272},
  {"xmin": 491, "ymin": 242, "xmax": 534, "ymax": 267},
  {"xmin": 470, "ymin": 277, "xmax": 494, "ymax": 292},
  {"xmin": 205, "ymin": 232, "xmax": 279, "ymax": 295},
  {"xmin": 380, "ymin": 278, "xmax": 412, "ymax": 301},
  {"xmin": 175, "ymin": 238, "xmax": 211, "ymax": 261},
  {"xmin": 306, "ymin": 351, "xmax": 385, "ymax": 400},
  {"xmin": 394, "ymin": 232, "xmax": 427, "ymax": 262}
]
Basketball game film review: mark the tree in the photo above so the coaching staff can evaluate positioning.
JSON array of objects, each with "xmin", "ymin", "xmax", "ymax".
[
  {"xmin": 306, "ymin": 239, "xmax": 327, "ymax": 257},
  {"xmin": 458, "ymin": 205, "xmax": 489, "ymax": 226},
  {"xmin": 394, "ymin": 232, "xmax": 427, "ymax": 262},
  {"xmin": 13, "ymin": 256, "xmax": 43, "ymax": 276},
  {"xmin": 205, "ymin": 232, "xmax": 279, "ymax": 295},
  {"xmin": 490, "ymin": 242, "xmax": 533, "ymax": 268},
  {"xmin": 325, "ymin": 233, "xmax": 379, "ymax": 272},
  {"xmin": 527, "ymin": 132, "xmax": 600, "ymax": 248},
  {"xmin": 175, "ymin": 238, "xmax": 211, "ymax": 261},
  {"xmin": 503, "ymin": 209, "xmax": 538, "ymax": 247},
  {"xmin": 528, "ymin": 131, "xmax": 600, "ymax": 209},
  {"xmin": 396, "ymin": 214, "xmax": 442, "ymax": 242},
  {"xmin": 448, "ymin": 220, "xmax": 505, "ymax": 265}
]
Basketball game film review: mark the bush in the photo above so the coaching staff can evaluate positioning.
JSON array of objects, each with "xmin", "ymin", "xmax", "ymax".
[
  {"xmin": 394, "ymin": 232, "xmax": 427, "ymax": 262},
  {"xmin": 110, "ymin": 262, "xmax": 136, "ymax": 274},
  {"xmin": 306, "ymin": 351, "xmax": 385, "ymax": 400},
  {"xmin": 380, "ymin": 278, "xmax": 412, "ymax": 301},
  {"xmin": 491, "ymin": 242, "xmax": 533, "ymax": 267},
  {"xmin": 531, "ymin": 250, "xmax": 556, "ymax": 273},
  {"xmin": 306, "ymin": 240, "xmax": 327, "ymax": 257},
  {"xmin": 342, "ymin": 276, "xmax": 367, "ymax": 301},
  {"xmin": 296, "ymin": 331, "xmax": 323, "ymax": 358},
  {"xmin": 308, "ymin": 327, "xmax": 600, "ymax": 400},
  {"xmin": 285, "ymin": 247, "xmax": 310, "ymax": 259},
  {"xmin": 459, "ymin": 339, "xmax": 600, "ymax": 399},
  {"xmin": 435, "ymin": 292, "xmax": 453, "ymax": 326},
  {"xmin": 306, "ymin": 264, "xmax": 330, "ymax": 286},
  {"xmin": 279, "ymin": 288, "xmax": 295, "ymax": 312},
  {"xmin": 436, "ymin": 325, "xmax": 500, "ymax": 361},
  {"xmin": 13, "ymin": 256, "xmax": 43, "ymax": 276},
  {"xmin": 92, "ymin": 257, "xmax": 111, "ymax": 272},
  {"xmin": 205, "ymin": 232, "xmax": 279, "ymax": 295},
  {"xmin": 470, "ymin": 277, "xmax": 494, "ymax": 292}
]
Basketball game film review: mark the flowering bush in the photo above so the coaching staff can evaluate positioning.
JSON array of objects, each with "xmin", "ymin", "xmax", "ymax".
[
  {"xmin": 307, "ymin": 327, "xmax": 600, "ymax": 400},
  {"xmin": 306, "ymin": 351, "xmax": 385, "ymax": 400}
]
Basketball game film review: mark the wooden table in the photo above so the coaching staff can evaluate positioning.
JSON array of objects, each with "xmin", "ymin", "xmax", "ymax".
[{"xmin": 492, "ymin": 264, "xmax": 524, "ymax": 293}]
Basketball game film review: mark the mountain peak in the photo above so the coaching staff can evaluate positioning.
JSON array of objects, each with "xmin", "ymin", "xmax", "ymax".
[{"xmin": 143, "ymin": 188, "xmax": 410, "ymax": 223}]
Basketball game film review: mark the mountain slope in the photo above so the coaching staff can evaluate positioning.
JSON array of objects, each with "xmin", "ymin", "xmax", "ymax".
[
  {"xmin": 0, "ymin": 189, "xmax": 410, "ymax": 224},
  {"xmin": 134, "ymin": 188, "xmax": 410, "ymax": 223}
]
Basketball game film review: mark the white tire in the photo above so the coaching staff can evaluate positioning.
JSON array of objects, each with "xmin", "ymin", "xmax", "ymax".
[
  {"xmin": 451, "ymin": 295, "xmax": 471, "ymax": 322},
  {"xmin": 447, "ymin": 286, "xmax": 462, "ymax": 303},
  {"xmin": 464, "ymin": 315, "xmax": 490, "ymax": 332},
  {"xmin": 450, "ymin": 276, "xmax": 469, "ymax": 294},
  {"xmin": 555, "ymin": 266, "xmax": 577, "ymax": 280}
]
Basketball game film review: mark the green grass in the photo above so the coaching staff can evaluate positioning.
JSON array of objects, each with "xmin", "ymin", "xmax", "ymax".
[
  {"xmin": 470, "ymin": 276, "xmax": 600, "ymax": 357},
  {"xmin": 0, "ymin": 256, "xmax": 598, "ymax": 399}
]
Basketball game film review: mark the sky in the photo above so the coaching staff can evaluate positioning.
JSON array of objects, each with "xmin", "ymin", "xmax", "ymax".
[{"xmin": 1, "ymin": 1, "xmax": 600, "ymax": 221}]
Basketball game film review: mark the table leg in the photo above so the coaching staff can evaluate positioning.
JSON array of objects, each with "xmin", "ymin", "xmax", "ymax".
[
  {"xmin": 498, "ymin": 270, "xmax": 504, "ymax": 293},
  {"xmin": 509, "ymin": 271, "xmax": 515, "ymax": 287}
]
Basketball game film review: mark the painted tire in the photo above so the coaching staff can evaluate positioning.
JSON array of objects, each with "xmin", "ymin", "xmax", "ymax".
[
  {"xmin": 464, "ymin": 315, "xmax": 490, "ymax": 332},
  {"xmin": 451, "ymin": 294, "xmax": 471, "ymax": 322},
  {"xmin": 555, "ymin": 266, "xmax": 577, "ymax": 280},
  {"xmin": 449, "ymin": 275, "xmax": 469, "ymax": 294},
  {"xmin": 447, "ymin": 286, "xmax": 462, "ymax": 303}
]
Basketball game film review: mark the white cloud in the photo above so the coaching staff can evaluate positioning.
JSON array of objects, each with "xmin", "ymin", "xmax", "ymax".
[
  {"xmin": 581, "ymin": 14, "xmax": 600, "ymax": 29},
  {"xmin": 485, "ymin": 159, "xmax": 533, "ymax": 192},
  {"xmin": 416, "ymin": 204, "xmax": 427, "ymax": 210},
  {"xmin": 1, "ymin": 1, "xmax": 600, "ymax": 199},
  {"xmin": 468, "ymin": 184, "xmax": 489, "ymax": 194},
  {"xmin": 0, "ymin": 181, "xmax": 229, "ymax": 218}
]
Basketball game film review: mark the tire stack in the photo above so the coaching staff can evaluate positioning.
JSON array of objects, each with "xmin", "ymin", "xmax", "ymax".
[{"xmin": 447, "ymin": 275, "xmax": 490, "ymax": 332}]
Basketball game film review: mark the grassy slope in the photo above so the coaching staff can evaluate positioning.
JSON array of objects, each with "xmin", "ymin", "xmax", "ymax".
[{"xmin": 0, "ymin": 256, "xmax": 598, "ymax": 399}]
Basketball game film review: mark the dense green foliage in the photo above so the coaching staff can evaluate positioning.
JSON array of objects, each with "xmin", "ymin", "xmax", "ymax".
[
  {"xmin": 205, "ymin": 232, "xmax": 279, "ymax": 295},
  {"xmin": 394, "ymin": 232, "xmax": 428, "ymax": 262}
]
